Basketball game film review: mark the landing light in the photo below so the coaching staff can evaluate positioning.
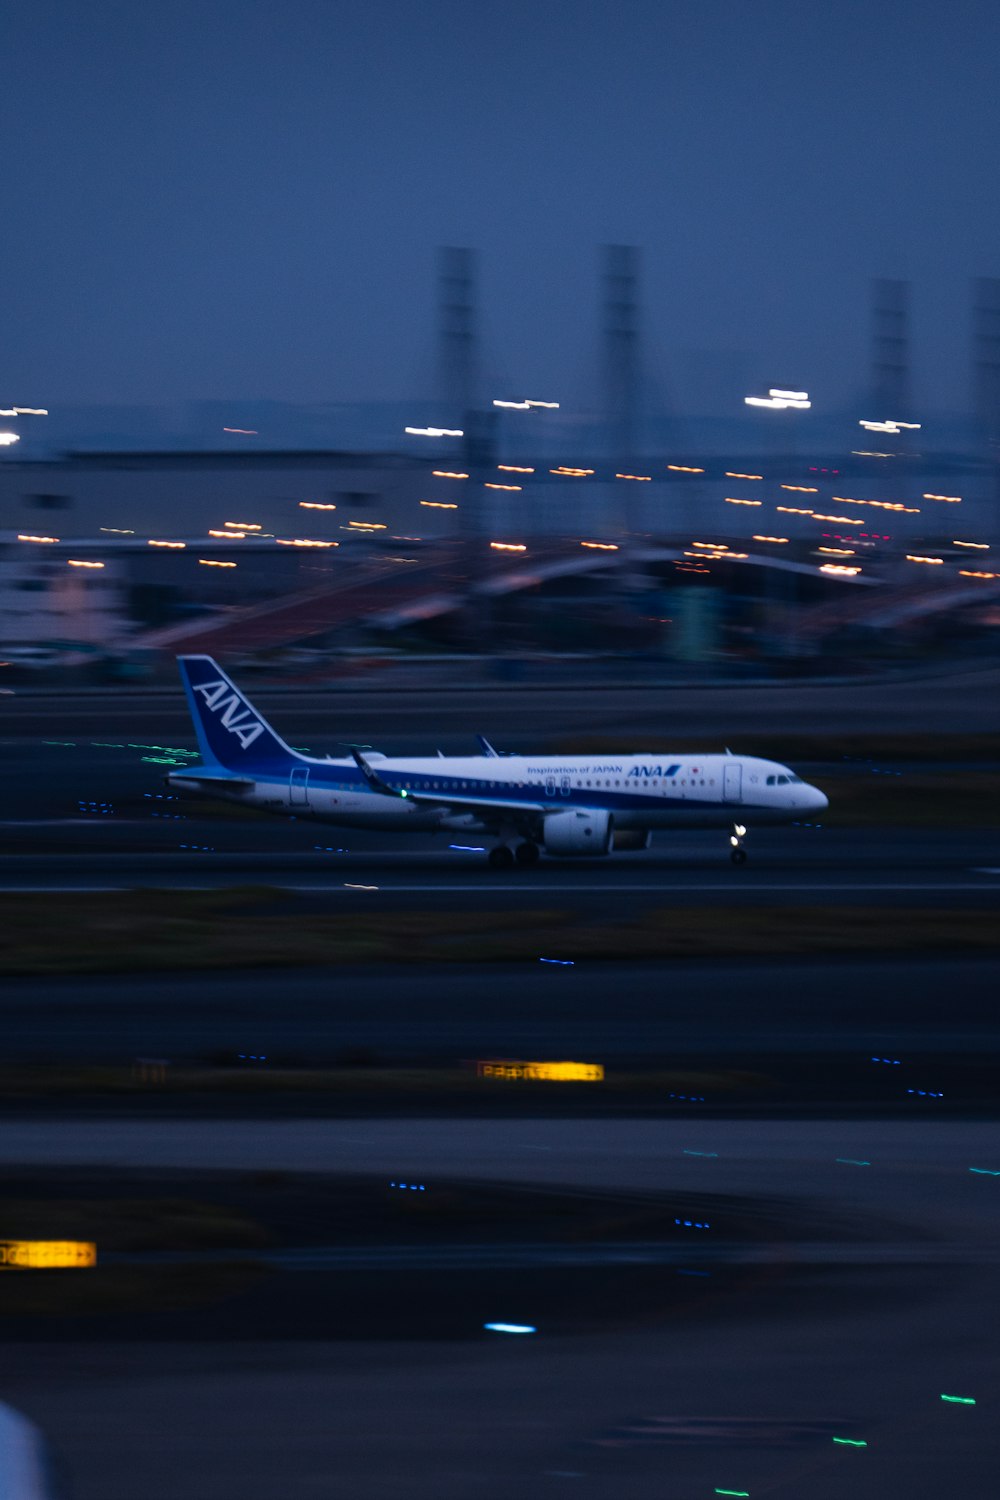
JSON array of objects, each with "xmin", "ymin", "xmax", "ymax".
[{"xmin": 735, "ymin": 825, "xmax": 746, "ymax": 836}]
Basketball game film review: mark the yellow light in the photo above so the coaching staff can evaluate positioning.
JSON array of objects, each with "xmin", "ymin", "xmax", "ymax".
[
  {"xmin": 818, "ymin": 547, "xmax": 855, "ymax": 556},
  {"xmin": 690, "ymin": 542, "xmax": 727, "ymax": 550},
  {"xmin": 490, "ymin": 542, "xmax": 528, "ymax": 552},
  {"xmin": 615, "ymin": 473, "xmax": 652, "ymax": 481},
  {"xmin": 484, "ymin": 483, "xmax": 522, "ymax": 490},
  {"xmin": 725, "ymin": 497, "xmax": 763, "ymax": 507},
  {"xmin": 811, "ymin": 514, "xmax": 858, "ymax": 524},
  {"xmin": 298, "ymin": 502, "xmax": 337, "ymax": 511},
  {"xmin": 17, "ymin": 533, "xmax": 58, "ymax": 543},
  {"xmin": 67, "ymin": 559, "xmax": 104, "ymax": 568},
  {"xmin": 958, "ymin": 569, "xmax": 999, "ymax": 578},
  {"xmin": 551, "ymin": 467, "xmax": 595, "ymax": 476},
  {"xmin": 148, "ymin": 539, "xmax": 186, "ymax": 549},
  {"xmin": 954, "ymin": 541, "xmax": 989, "ymax": 549},
  {"xmin": 776, "ymin": 506, "xmax": 814, "ymax": 515},
  {"xmin": 753, "ymin": 535, "xmax": 789, "ymax": 543},
  {"xmin": 431, "ymin": 471, "xmax": 468, "ymax": 479},
  {"xmin": 725, "ymin": 472, "xmax": 763, "ymax": 480},
  {"xmin": 820, "ymin": 563, "xmax": 862, "ymax": 576},
  {"xmin": 906, "ymin": 554, "xmax": 944, "ymax": 565},
  {"xmin": 924, "ymin": 494, "xmax": 962, "ymax": 502},
  {"xmin": 198, "ymin": 559, "xmax": 237, "ymax": 567},
  {"xmin": 346, "ymin": 522, "xmax": 387, "ymax": 531},
  {"xmin": 208, "ymin": 529, "xmax": 244, "ymax": 538},
  {"xmin": 580, "ymin": 541, "xmax": 619, "ymax": 550},
  {"xmin": 497, "ymin": 465, "xmax": 535, "ymax": 473},
  {"xmin": 0, "ymin": 1240, "xmax": 96, "ymax": 1269},
  {"xmin": 666, "ymin": 464, "xmax": 705, "ymax": 473},
  {"xmin": 225, "ymin": 521, "xmax": 262, "ymax": 529},
  {"xmin": 476, "ymin": 1060, "xmax": 604, "ymax": 1082},
  {"xmin": 419, "ymin": 500, "xmax": 459, "ymax": 509},
  {"xmin": 780, "ymin": 485, "xmax": 819, "ymax": 493}
]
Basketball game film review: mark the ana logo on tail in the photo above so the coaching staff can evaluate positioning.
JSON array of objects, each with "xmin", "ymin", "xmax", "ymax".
[{"xmin": 191, "ymin": 679, "xmax": 265, "ymax": 749}]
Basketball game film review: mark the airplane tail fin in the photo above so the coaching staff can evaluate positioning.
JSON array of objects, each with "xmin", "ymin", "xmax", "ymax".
[{"xmin": 177, "ymin": 655, "xmax": 305, "ymax": 773}]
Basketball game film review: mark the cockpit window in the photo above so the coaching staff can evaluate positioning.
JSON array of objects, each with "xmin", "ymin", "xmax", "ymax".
[
  {"xmin": 777, "ymin": 774, "xmax": 789, "ymax": 785},
  {"xmin": 787, "ymin": 773, "xmax": 802, "ymax": 783},
  {"xmin": 766, "ymin": 775, "xmax": 776, "ymax": 786}
]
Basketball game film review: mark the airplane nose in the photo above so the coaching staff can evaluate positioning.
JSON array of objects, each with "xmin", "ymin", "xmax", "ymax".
[{"xmin": 808, "ymin": 785, "xmax": 829, "ymax": 812}]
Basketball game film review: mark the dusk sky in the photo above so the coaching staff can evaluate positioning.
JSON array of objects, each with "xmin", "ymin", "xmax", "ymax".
[{"xmin": 4, "ymin": 0, "xmax": 1000, "ymax": 417}]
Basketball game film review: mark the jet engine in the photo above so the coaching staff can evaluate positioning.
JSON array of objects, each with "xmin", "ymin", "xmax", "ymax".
[{"xmin": 543, "ymin": 808, "xmax": 613, "ymax": 856}]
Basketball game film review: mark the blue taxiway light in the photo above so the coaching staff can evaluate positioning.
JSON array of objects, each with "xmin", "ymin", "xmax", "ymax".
[
  {"xmin": 539, "ymin": 958, "xmax": 575, "ymax": 966},
  {"xmin": 484, "ymin": 1323, "xmax": 536, "ymax": 1334}
]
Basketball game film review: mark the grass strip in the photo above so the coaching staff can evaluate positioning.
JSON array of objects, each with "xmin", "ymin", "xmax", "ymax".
[{"xmin": 0, "ymin": 891, "xmax": 997, "ymax": 974}]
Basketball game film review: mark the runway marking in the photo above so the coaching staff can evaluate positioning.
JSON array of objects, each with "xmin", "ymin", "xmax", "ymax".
[{"xmin": 3, "ymin": 881, "xmax": 1000, "ymax": 895}]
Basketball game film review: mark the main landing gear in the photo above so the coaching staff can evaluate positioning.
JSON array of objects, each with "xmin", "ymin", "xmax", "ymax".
[
  {"xmin": 729, "ymin": 823, "xmax": 748, "ymax": 866},
  {"xmin": 488, "ymin": 842, "xmax": 540, "ymax": 870}
]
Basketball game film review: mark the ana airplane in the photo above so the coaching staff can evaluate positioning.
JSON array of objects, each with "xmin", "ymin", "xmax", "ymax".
[{"xmin": 169, "ymin": 654, "xmax": 828, "ymax": 868}]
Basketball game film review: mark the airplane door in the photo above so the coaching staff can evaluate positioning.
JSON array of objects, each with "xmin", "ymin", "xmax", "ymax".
[
  {"xmin": 560, "ymin": 776, "xmax": 571, "ymax": 798},
  {"xmin": 722, "ymin": 762, "xmax": 742, "ymax": 803},
  {"xmin": 289, "ymin": 767, "xmax": 309, "ymax": 806},
  {"xmin": 545, "ymin": 775, "xmax": 557, "ymax": 798}
]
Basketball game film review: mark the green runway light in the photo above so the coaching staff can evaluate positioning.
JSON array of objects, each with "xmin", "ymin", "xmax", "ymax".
[
  {"xmin": 833, "ymin": 1437, "xmax": 868, "ymax": 1446},
  {"xmin": 836, "ymin": 1158, "xmax": 871, "ymax": 1166},
  {"xmin": 42, "ymin": 740, "xmax": 76, "ymax": 746},
  {"xmin": 90, "ymin": 741, "xmax": 124, "ymax": 748},
  {"xmin": 941, "ymin": 1394, "xmax": 976, "ymax": 1404},
  {"xmin": 969, "ymin": 1168, "xmax": 1000, "ymax": 1176},
  {"xmin": 714, "ymin": 1490, "xmax": 750, "ymax": 1497},
  {"xmin": 684, "ymin": 1150, "xmax": 719, "ymax": 1158}
]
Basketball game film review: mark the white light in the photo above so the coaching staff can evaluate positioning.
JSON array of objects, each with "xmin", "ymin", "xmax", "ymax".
[
  {"xmin": 0, "ymin": 407, "xmax": 47, "ymax": 416},
  {"xmin": 745, "ymin": 395, "xmax": 811, "ymax": 411},
  {"xmin": 0, "ymin": 432, "xmax": 21, "ymax": 446},
  {"xmin": 493, "ymin": 400, "xmax": 531, "ymax": 410},
  {"xmin": 405, "ymin": 426, "xmax": 464, "ymax": 437},
  {"xmin": 735, "ymin": 824, "xmax": 747, "ymax": 836},
  {"xmin": 859, "ymin": 419, "xmax": 922, "ymax": 433},
  {"xmin": 769, "ymin": 388, "xmax": 808, "ymax": 402},
  {"xmin": 525, "ymin": 399, "xmax": 560, "ymax": 409},
  {"xmin": 484, "ymin": 1323, "xmax": 536, "ymax": 1334}
]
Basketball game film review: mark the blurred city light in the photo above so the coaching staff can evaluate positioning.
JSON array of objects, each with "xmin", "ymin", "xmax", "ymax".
[
  {"xmin": 616, "ymin": 473, "xmax": 652, "ymax": 481},
  {"xmin": 859, "ymin": 419, "xmax": 921, "ymax": 432},
  {"xmin": 580, "ymin": 541, "xmax": 619, "ymax": 550},
  {"xmin": 420, "ymin": 500, "xmax": 458, "ymax": 509},
  {"xmin": 17, "ymin": 534, "xmax": 58, "ymax": 543},
  {"xmin": 299, "ymin": 502, "xmax": 337, "ymax": 510},
  {"xmin": 0, "ymin": 407, "xmax": 47, "ymax": 416},
  {"xmin": 666, "ymin": 464, "xmax": 705, "ymax": 472},
  {"xmin": 148, "ymin": 539, "xmax": 186, "ymax": 549},
  {"xmin": 725, "ymin": 497, "xmax": 762, "ymax": 507},
  {"xmin": 497, "ymin": 465, "xmax": 534, "ymax": 473},
  {"xmin": 67, "ymin": 559, "xmax": 104, "ymax": 569},
  {"xmin": 924, "ymin": 493, "xmax": 962, "ymax": 502},
  {"xmin": 906, "ymin": 554, "xmax": 944, "ymax": 565},
  {"xmin": 746, "ymin": 388, "xmax": 811, "ymax": 409},
  {"xmin": 405, "ymin": 426, "xmax": 463, "ymax": 437},
  {"xmin": 489, "ymin": 542, "xmax": 527, "ymax": 552},
  {"xmin": 725, "ymin": 472, "xmax": 763, "ymax": 480},
  {"xmin": 431, "ymin": 471, "xmax": 468, "ymax": 479},
  {"xmin": 0, "ymin": 433, "xmax": 21, "ymax": 446},
  {"xmin": 485, "ymin": 482, "xmax": 522, "ymax": 491},
  {"xmin": 820, "ymin": 563, "xmax": 862, "ymax": 576},
  {"xmin": 198, "ymin": 559, "xmax": 237, "ymax": 567}
]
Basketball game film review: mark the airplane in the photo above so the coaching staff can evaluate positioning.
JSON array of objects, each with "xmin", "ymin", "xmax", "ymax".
[{"xmin": 168, "ymin": 654, "xmax": 829, "ymax": 868}]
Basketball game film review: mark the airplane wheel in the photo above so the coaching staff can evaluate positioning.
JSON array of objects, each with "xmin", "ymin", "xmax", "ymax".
[
  {"xmin": 488, "ymin": 845, "xmax": 515, "ymax": 871},
  {"xmin": 514, "ymin": 841, "xmax": 540, "ymax": 866},
  {"xmin": 730, "ymin": 848, "xmax": 747, "ymax": 866}
]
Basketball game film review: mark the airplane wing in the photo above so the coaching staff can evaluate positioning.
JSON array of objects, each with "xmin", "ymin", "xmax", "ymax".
[{"xmin": 349, "ymin": 749, "xmax": 547, "ymax": 818}]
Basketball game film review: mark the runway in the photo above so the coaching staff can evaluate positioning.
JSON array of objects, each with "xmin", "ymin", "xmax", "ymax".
[
  {"xmin": 2, "ymin": 1116, "xmax": 999, "ymax": 1499},
  {"xmin": 4, "ymin": 956, "xmax": 1000, "ymax": 1063}
]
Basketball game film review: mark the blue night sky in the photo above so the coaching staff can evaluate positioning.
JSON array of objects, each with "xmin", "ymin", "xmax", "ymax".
[{"xmin": 3, "ymin": 0, "xmax": 999, "ymax": 417}]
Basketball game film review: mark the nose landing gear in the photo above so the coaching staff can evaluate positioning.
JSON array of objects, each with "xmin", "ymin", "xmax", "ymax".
[{"xmin": 729, "ymin": 823, "xmax": 747, "ymax": 866}]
